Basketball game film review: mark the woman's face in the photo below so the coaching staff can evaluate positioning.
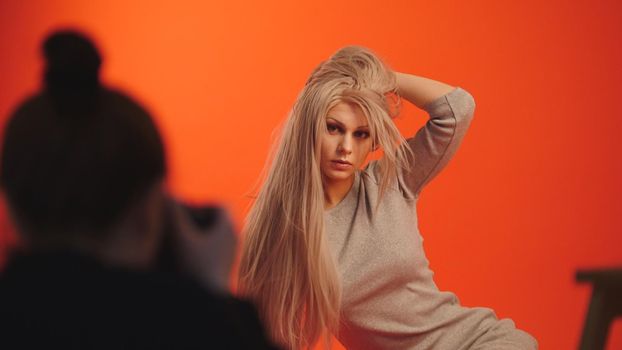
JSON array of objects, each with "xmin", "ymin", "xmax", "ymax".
[{"xmin": 320, "ymin": 102, "xmax": 372, "ymax": 185}]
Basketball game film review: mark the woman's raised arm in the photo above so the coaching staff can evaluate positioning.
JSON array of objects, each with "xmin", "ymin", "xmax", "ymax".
[
  {"xmin": 395, "ymin": 72, "xmax": 455, "ymax": 108},
  {"xmin": 394, "ymin": 72, "xmax": 475, "ymax": 197}
]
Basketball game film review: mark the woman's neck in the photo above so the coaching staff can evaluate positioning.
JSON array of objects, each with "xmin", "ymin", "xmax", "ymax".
[{"xmin": 323, "ymin": 174, "xmax": 355, "ymax": 209}]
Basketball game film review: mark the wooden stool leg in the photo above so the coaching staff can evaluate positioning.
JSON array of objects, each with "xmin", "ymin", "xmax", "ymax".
[{"xmin": 579, "ymin": 287, "xmax": 612, "ymax": 350}]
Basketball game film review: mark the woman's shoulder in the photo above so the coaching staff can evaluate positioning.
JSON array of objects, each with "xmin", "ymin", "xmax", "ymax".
[{"xmin": 362, "ymin": 160, "xmax": 415, "ymax": 201}]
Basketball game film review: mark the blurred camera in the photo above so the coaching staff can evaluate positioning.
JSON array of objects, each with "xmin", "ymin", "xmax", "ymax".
[{"xmin": 155, "ymin": 200, "xmax": 221, "ymax": 273}]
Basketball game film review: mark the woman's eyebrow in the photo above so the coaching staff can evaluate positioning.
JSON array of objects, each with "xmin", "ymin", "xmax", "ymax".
[
  {"xmin": 326, "ymin": 117, "xmax": 369, "ymax": 130},
  {"xmin": 326, "ymin": 117, "xmax": 345, "ymax": 127}
]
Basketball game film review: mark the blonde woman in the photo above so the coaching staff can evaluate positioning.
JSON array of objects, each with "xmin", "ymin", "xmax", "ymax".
[{"xmin": 238, "ymin": 46, "xmax": 537, "ymax": 350}]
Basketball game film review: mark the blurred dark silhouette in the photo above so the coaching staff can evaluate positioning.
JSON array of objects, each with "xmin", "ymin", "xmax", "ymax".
[{"xmin": 0, "ymin": 29, "xmax": 278, "ymax": 349}]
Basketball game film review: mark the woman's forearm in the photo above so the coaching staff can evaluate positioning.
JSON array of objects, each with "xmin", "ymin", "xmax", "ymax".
[{"xmin": 395, "ymin": 72, "xmax": 455, "ymax": 109}]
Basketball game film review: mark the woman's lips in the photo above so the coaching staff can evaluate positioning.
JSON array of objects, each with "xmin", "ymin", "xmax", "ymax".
[{"xmin": 331, "ymin": 160, "xmax": 352, "ymax": 170}]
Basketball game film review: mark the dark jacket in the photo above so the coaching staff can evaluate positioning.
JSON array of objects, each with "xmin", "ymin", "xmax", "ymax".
[{"xmin": 0, "ymin": 251, "xmax": 279, "ymax": 349}]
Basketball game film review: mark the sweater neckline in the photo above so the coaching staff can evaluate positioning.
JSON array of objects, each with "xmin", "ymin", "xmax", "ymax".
[{"xmin": 324, "ymin": 170, "xmax": 360, "ymax": 216}]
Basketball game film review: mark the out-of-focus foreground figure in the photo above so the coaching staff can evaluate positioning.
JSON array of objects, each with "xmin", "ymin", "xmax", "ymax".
[{"xmin": 0, "ymin": 30, "xmax": 278, "ymax": 350}]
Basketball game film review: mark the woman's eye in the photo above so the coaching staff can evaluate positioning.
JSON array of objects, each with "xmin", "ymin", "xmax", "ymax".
[
  {"xmin": 354, "ymin": 131, "xmax": 370, "ymax": 139},
  {"xmin": 327, "ymin": 124, "xmax": 339, "ymax": 133}
]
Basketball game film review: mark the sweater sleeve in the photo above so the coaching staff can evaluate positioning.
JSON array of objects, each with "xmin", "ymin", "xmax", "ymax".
[{"xmin": 399, "ymin": 87, "xmax": 475, "ymax": 197}]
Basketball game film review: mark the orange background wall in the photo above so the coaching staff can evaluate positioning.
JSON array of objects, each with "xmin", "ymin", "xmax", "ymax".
[{"xmin": 1, "ymin": 1, "xmax": 621, "ymax": 348}]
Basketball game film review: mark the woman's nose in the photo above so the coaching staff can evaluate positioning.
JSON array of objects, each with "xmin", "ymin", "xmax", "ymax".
[{"xmin": 338, "ymin": 135, "xmax": 353, "ymax": 155}]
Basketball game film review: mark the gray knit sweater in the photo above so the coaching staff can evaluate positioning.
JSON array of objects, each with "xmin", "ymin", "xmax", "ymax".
[{"xmin": 325, "ymin": 88, "xmax": 537, "ymax": 349}]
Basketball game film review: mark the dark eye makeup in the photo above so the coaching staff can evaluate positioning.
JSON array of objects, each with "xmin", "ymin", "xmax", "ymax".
[
  {"xmin": 326, "ymin": 122, "xmax": 342, "ymax": 133},
  {"xmin": 326, "ymin": 122, "xmax": 370, "ymax": 139},
  {"xmin": 354, "ymin": 130, "xmax": 370, "ymax": 138}
]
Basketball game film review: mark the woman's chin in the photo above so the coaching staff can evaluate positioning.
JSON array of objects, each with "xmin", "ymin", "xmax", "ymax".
[{"xmin": 323, "ymin": 170, "xmax": 354, "ymax": 184}]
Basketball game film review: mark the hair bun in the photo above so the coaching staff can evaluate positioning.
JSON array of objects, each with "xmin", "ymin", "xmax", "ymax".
[{"xmin": 43, "ymin": 30, "xmax": 102, "ymax": 94}]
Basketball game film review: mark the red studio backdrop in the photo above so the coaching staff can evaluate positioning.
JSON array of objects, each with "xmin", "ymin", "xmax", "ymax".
[{"xmin": 1, "ymin": 1, "xmax": 621, "ymax": 349}]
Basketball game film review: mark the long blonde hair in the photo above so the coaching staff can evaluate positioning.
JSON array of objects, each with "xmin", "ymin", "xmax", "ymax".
[{"xmin": 238, "ymin": 46, "xmax": 411, "ymax": 349}]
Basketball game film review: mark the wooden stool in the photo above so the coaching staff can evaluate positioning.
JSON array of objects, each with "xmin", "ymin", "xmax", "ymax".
[{"xmin": 576, "ymin": 268, "xmax": 622, "ymax": 350}]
